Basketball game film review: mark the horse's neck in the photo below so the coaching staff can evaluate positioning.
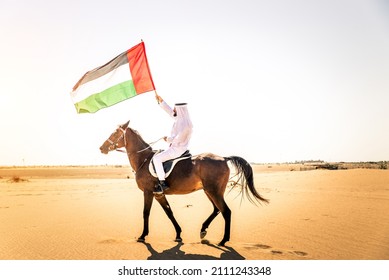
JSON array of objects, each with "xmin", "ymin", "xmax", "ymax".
[
  {"xmin": 128, "ymin": 149, "xmax": 153, "ymax": 173},
  {"xmin": 127, "ymin": 130, "xmax": 149, "ymax": 152},
  {"xmin": 125, "ymin": 131, "xmax": 151, "ymax": 172}
]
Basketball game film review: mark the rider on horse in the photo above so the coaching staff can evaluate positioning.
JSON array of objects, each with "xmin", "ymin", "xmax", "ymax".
[{"xmin": 153, "ymin": 94, "xmax": 193, "ymax": 194}]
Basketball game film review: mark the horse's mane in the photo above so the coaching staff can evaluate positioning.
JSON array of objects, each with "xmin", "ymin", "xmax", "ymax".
[{"xmin": 127, "ymin": 127, "xmax": 151, "ymax": 150}]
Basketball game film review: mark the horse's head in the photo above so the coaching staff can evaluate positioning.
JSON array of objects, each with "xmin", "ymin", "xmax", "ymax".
[{"xmin": 99, "ymin": 120, "xmax": 130, "ymax": 154}]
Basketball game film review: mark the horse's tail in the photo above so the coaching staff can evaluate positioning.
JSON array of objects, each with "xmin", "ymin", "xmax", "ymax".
[{"xmin": 225, "ymin": 156, "xmax": 269, "ymax": 205}]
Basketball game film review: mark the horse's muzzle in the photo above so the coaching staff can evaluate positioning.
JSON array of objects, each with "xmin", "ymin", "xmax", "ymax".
[{"xmin": 99, "ymin": 146, "xmax": 108, "ymax": 154}]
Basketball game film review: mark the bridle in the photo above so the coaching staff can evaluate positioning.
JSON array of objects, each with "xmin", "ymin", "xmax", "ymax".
[
  {"xmin": 106, "ymin": 127, "xmax": 127, "ymax": 152},
  {"xmin": 105, "ymin": 127, "xmax": 163, "ymax": 156},
  {"xmin": 104, "ymin": 126, "xmax": 163, "ymax": 174}
]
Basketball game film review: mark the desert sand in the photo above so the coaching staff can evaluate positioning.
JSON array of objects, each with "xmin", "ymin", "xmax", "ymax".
[{"xmin": 0, "ymin": 165, "xmax": 388, "ymax": 260}]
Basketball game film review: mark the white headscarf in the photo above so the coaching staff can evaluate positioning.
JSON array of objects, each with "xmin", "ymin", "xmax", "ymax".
[
  {"xmin": 167, "ymin": 103, "xmax": 192, "ymax": 149},
  {"xmin": 174, "ymin": 103, "xmax": 193, "ymax": 131},
  {"xmin": 159, "ymin": 101, "xmax": 193, "ymax": 148}
]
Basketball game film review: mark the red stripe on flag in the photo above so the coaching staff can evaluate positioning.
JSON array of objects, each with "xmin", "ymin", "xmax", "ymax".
[{"xmin": 127, "ymin": 42, "xmax": 155, "ymax": 94}]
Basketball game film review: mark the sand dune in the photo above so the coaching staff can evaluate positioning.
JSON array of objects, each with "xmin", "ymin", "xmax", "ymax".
[{"xmin": 0, "ymin": 166, "xmax": 388, "ymax": 260}]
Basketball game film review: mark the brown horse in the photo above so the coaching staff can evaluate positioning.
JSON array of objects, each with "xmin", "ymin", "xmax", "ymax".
[{"xmin": 99, "ymin": 120, "xmax": 268, "ymax": 246}]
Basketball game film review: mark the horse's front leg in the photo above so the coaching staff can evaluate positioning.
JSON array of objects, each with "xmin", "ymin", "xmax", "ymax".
[
  {"xmin": 137, "ymin": 191, "xmax": 154, "ymax": 242},
  {"xmin": 155, "ymin": 194, "xmax": 182, "ymax": 242}
]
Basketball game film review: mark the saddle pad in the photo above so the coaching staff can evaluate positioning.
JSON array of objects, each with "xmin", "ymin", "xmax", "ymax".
[{"xmin": 149, "ymin": 150, "xmax": 191, "ymax": 178}]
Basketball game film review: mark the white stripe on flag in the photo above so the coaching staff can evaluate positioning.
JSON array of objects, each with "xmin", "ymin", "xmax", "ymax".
[{"xmin": 71, "ymin": 64, "xmax": 131, "ymax": 103}]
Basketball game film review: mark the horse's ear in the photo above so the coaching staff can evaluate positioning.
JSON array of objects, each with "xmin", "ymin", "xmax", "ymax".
[{"xmin": 122, "ymin": 120, "xmax": 130, "ymax": 129}]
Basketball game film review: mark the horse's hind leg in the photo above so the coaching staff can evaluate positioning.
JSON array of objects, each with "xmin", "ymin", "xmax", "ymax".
[
  {"xmin": 155, "ymin": 194, "xmax": 182, "ymax": 242},
  {"xmin": 205, "ymin": 190, "xmax": 231, "ymax": 246},
  {"xmin": 217, "ymin": 199, "xmax": 231, "ymax": 246},
  {"xmin": 200, "ymin": 193, "xmax": 220, "ymax": 239}
]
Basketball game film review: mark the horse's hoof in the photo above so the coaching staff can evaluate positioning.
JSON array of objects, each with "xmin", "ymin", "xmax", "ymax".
[
  {"xmin": 200, "ymin": 230, "xmax": 207, "ymax": 239},
  {"xmin": 137, "ymin": 237, "xmax": 145, "ymax": 243},
  {"xmin": 175, "ymin": 238, "xmax": 183, "ymax": 242},
  {"xmin": 218, "ymin": 240, "xmax": 227, "ymax": 247}
]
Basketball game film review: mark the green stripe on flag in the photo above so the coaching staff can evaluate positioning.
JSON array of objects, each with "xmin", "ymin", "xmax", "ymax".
[{"xmin": 74, "ymin": 80, "xmax": 137, "ymax": 113}]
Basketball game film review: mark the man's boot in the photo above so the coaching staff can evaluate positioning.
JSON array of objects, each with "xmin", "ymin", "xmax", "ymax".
[{"xmin": 153, "ymin": 180, "xmax": 169, "ymax": 195}]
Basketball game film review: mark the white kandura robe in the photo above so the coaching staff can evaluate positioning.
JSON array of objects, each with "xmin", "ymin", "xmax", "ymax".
[{"xmin": 152, "ymin": 101, "xmax": 193, "ymax": 181}]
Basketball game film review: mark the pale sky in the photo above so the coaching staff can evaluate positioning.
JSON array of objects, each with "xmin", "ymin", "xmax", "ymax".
[{"xmin": 1, "ymin": 0, "xmax": 388, "ymax": 166}]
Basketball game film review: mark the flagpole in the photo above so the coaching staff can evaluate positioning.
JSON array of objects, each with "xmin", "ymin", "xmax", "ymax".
[
  {"xmin": 140, "ymin": 39, "xmax": 157, "ymax": 100},
  {"xmin": 141, "ymin": 40, "xmax": 158, "ymax": 101},
  {"xmin": 154, "ymin": 90, "xmax": 161, "ymax": 104}
]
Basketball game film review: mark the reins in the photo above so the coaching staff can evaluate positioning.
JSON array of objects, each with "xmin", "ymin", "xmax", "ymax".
[
  {"xmin": 114, "ymin": 134, "xmax": 164, "ymax": 156},
  {"xmin": 109, "ymin": 128, "xmax": 164, "ymax": 174}
]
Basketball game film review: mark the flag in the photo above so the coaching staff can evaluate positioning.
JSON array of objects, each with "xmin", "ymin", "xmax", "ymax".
[{"xmin": 70, "ymin": 42, "xmax": 155, "ymax": 113}]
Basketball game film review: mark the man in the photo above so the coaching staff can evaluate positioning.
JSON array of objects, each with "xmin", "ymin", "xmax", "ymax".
[{"xmin": 152, "ymin": 94, "xmax": 193, "ymax": 194}]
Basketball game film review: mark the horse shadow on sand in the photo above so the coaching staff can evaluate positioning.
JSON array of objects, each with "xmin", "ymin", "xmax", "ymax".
[{"xmin": 142, "ymin": 240, "xmax": 245, "ymax": 260}]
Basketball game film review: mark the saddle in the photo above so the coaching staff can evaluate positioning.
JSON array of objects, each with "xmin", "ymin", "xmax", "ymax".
[{"xmin": 149, "ymin": 150, "xmax": 192, "ymax": 178}]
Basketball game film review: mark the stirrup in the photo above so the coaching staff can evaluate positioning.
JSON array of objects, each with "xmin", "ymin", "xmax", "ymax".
[{"xmin": 153, "ymin": 181, "xmax": 169, "ymax": 195}]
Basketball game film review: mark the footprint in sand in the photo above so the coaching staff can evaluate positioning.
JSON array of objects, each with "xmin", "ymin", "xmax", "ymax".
[
  {"xmin": 271, "ymin": 250, "xmax": 283, "ymax": 255},
  {"xmin": 98, "ymin": 239, "xmax": 124, "ymax": 244},
  {"xmin": 292, "ymin": 250, "xmax": 308, "ymax": 256},
  {"xmin": 244, "ymin": 244, "xmax": 272, "ymax": 250},
  {"xmin": 244, "ymin": 243, "xmax": 308, "ymax": 258},
  {"xmin": 254, "ymin": 244, "xmax": 272, "ymax": 249}
]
